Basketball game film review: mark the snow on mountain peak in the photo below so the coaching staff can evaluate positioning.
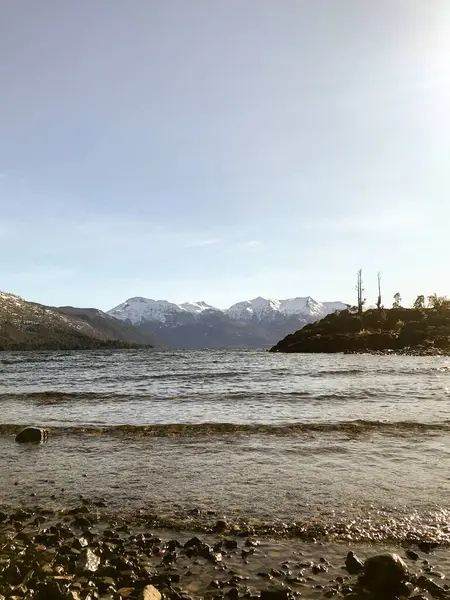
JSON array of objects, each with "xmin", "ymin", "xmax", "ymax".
[
  {"xmin": 108, "ymin": 295, "xmax": 347, "ymax": 325},
  {"xmin": 109, "ymin": 297, "xmax": 186, "ymax": 324},
  {"xmin": 180, "ymin": 301, "xmax": 216, "ymax": 314},
  {"xmin": 227, "ymin": 297, "xmax": 282, "ymax": 320}
]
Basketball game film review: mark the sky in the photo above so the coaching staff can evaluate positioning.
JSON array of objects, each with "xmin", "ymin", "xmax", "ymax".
[{"xmin": 1, "ymin": 1, "xmax": 450, "ymax": 310}]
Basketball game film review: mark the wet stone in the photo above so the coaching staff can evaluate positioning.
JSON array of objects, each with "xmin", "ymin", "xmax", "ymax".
[
  {"xmin": 167, "ymin": 540, "xmax": 182, "ymax": 551},
  {"xmin": 226, "ymin": 587, "xmax": 239, "ymax": 600},
  {"xmin": 72, "ymin": 517, "xmax": 92, "ymax": 529},
  {"xmin": 72, "ymin": 537, "xmax": 89, "ymax": 550},
  {"xmin": 345, "ymin": 552, "xmax": 364, "ymax": 575},
  {"xmin": 15, "ymin": 426, "xmax": 48, "ymax": 443},
  {"xmin": 138, "ymin": 584, "xmax": 162, "ymax": 600},
  {"xmin": 416, "ymin": 575, "xmax": 448, "ymax": 598},
  {"xmin": 311, "ymin": 563, "xmax": 327, "ymax": 574},
  {"xmin": 77, "ymin": 548, "xmax": 101, "ymax": 573},
  {"xmin": 96, "ymin": 576, "xmax": 116, "ymax": 592},
  {"xmin": 4, "ymin": 564, "xmax": 22, "ymax": 586},
  {"xmin": 361, "ymin": 552, "xmax": 409, "ymax": 595},
  {"xmin": 35, "ymin": 580, "xmax": 68, "ymax": 600},
  {"xmin": 260, "ymin": 590, "xmax": 291, "ymax": 600},
  {"xmin": 418, "ymin": 541, "xmax": 439, "ymax": 554}
]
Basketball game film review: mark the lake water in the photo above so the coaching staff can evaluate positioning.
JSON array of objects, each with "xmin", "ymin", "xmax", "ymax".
[{"xmin": 1, "ymin": 349, "xmax": 450, "ymax": 543}]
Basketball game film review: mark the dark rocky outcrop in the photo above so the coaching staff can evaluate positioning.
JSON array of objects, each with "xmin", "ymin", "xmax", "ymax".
[
  {"xmin": 15, "ymin": 426, "xmax": 49, "ymax": 443},
  {"xmin": 270, "ymin": 307, "xmax": 450, "ymax": 354}
]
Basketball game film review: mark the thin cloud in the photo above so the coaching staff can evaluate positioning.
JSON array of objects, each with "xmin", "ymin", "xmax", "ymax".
[
  {"xmin": 237, "ymin": 240, "xmax": 261, "ymax": 249},
  {"xmin": 311, "ymin": 209, "xmax": 425, "ymax": 234},
  {"xmin": 183, "ymin": 238, "xmax": 222, "ymax": 248}
]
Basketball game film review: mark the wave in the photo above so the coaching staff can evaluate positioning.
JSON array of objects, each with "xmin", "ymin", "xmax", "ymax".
[
  {"xmin": 1, "ymin": 419, "xmax": 450, "ymax": 438},
  {"xmin": 0, "ymin": 391, "xmax": 136, "ymax": 402},
  {"xmin": 0, "ymin": 389, "xmax": 384, "ymax": 404}
]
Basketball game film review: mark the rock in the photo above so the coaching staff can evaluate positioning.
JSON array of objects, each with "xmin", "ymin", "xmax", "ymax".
[
  {"xmin": 416, "ymin": 575, "xmax": 448, "ymax": 598},
  {"xmin": 138, "ymin": 585, "xmax": 162, "ymax": 600},
  {"xmin": 344, "ymin": 593, "xmax": 373, "ymax": 600},
  {"xmin": 72, "ymin": 516, "xmax": 92, "ymax": 529},
  {"xmin": 214, "ymin": 519, "xmax": 228, "ymax": 533},
  {"xmin": 35, "ymin": 581, "xmax": 68, "ymax": 600},
  {"xmin": 260, "ymin": 590, "xmax": 290, "ymax": 600},
  {"xmin": 311, "ymin": 563, "xmax": 327, "ymax": 574},
  {"xmin": 76, "ymin": 548, "xmax": 101, "ymax": 573},
  {"xmin": 418, "ymin": 541, "xmax": 439, "ymax": 553},
  {"xmin": 345, "ymin": 551, "xmax": 364, "ymax": 574},
  {"xmin": 15, "ymin": 426, "xmax": 49, "ymax": 443},
  {"xmin": 4, "ymin": 564, "xmax": 22, "ymax": 586},
  {"xmin": 361, "ymin": 553, "xmax": 409, "ymax": 594},
  {"xmin": 406, "ymin": 549, "xmax": 420, "ymax": 560}
]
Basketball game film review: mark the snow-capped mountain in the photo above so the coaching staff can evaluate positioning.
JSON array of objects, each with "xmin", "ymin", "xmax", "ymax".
[
  {"xmin": 108, "ymin": 295, "xmax": 347, "ymax": 349},
  {"xmin": 226, "ymin": 296, "xmax": 338, "ymax": 321},
  {"xmin": 108, "ymin": 297, "xmax": 192, "ymax": 325}
]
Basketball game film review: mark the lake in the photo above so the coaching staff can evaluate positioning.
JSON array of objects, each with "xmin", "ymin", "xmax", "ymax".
[{"xmin": 1, "ymin": 349, "xmax": 449, "ymax": 543}]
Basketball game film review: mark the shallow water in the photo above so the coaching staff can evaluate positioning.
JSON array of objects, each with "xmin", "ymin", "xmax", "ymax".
[{"xmin": 1, "ymin": 349, "xmax": 450, "ymax": 543}]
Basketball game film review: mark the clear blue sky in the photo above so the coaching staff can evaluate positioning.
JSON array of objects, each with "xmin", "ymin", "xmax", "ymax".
[{"xmin": 1, "ymin": 1, "xmax": 449, "ymax": 310}]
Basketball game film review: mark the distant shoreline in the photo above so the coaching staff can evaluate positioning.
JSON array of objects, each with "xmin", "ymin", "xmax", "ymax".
[{"xmin": 0, "ymin": 341, "xmax": 152, "ymax": 352}]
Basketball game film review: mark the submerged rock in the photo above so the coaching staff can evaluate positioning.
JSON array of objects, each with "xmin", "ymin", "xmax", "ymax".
[
  {"xmin": 15, "ymin": 426, "xmax": 49, "ymax": 443},
  {"xmin": 260, "ymin": 590, "xmax": 291, "ymax": 600},
  {"xmin": 361, "ymin": 552, "xmax": 409, "ymax": 594},
  {"xmin": 416, "ymin": 575, "xmax": 448, "ymax": 598}
]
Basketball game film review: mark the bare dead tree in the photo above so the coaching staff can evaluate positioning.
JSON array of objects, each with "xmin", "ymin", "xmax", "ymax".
[
  {"xmin": 356, "ymin": 269, "xmax": 365, "ymax": 314},
  {"xmin": 376, "ymin": 271, "xmax": 382, "ymax": 311}
]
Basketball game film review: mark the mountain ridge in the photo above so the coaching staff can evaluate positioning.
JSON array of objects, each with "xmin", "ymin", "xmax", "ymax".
[
  {"xmin": 108, "ymin": 295, "xmax": 347, "ymax": 349},
  {"xmin": 0, "ymin": 292, "xmax": 154, "ymax": 351},
  {"xmin": 109, "ymin": 295, "xmax": 346, "ymax": 324}
]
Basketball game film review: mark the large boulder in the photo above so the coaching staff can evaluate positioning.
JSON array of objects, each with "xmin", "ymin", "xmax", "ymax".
[
  {"xmin": 361, "ymin": 552, "xmax": 409, "ymax": 595},
  {"xmin": 15, "ymin": 427, "xmax": 49, "ymax": 443}
]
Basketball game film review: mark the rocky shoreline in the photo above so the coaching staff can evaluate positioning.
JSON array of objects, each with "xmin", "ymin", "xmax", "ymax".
[
  {"xmin": 1, "ymin": 504, "xmax": 450, "ymax": 599},
  {"xmin": 270, "ymin": 307, "xmax": 450, "ymax": 355},
  {"xmin": 342, "ymin": 347, "xmax": 450, "ymax": 357}
]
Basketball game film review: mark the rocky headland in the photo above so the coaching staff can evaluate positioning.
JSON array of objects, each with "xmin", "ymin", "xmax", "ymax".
[{"xmin": 270, "ymin": 307, "xmax": 450, "ymax": 355}]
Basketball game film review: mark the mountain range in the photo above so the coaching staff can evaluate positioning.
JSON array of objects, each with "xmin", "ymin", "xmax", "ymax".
[
  {"xmin": 108, "ymin": 296, "xmax": 347, "ymax": 349},
  {"xmin": 0, "ymin": 290, "xmax": 347, "ymax": 351}
]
